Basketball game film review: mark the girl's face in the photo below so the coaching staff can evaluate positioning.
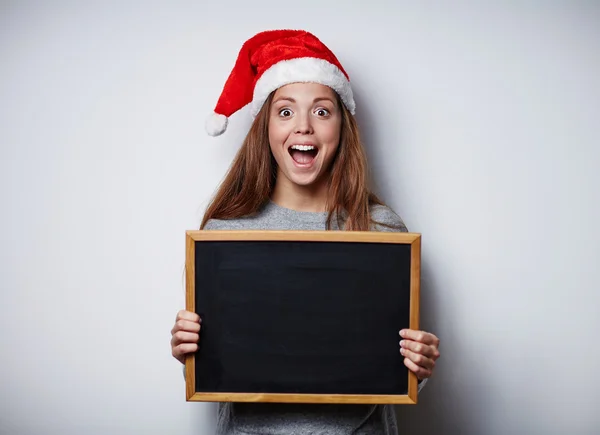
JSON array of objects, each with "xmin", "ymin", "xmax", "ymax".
[{"xmin": 268, "ymin": 82, "xmax": 342, "ymax": 189}]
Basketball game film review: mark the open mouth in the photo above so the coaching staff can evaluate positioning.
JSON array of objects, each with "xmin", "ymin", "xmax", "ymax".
[{"xmin": 288, "ymin": 144, "xmax": 319, "ymax": 165}]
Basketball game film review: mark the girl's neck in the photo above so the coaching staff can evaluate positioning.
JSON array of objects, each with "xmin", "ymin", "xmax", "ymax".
[{"xmin": 270, "ymin": 176, "xmax": 329, "ymax": 213}]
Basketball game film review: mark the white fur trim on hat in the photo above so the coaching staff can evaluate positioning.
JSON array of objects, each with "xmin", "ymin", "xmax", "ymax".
[
  {"xmin": 205, "ymin": 112, "xmax": 228, "ymax": 136},
  {"xmin": 250, "ymin": 57, "xmax": 355, "ymax": 117}
]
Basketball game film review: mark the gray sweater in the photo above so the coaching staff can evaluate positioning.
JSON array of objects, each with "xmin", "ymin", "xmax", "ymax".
[{"xmin": 199, "ymin": 200, "xmax": 426, "ymax": 435}]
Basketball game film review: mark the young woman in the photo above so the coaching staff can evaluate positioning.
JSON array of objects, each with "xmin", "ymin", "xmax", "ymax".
[{"xmin": 170, "ymin": 29, "xmax": 441, "ymax": 434}]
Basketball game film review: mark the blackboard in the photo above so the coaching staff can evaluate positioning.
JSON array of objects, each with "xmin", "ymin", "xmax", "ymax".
[{"xmin": 185, "ymin": 230, "xmax": 421, "ymax": 404}]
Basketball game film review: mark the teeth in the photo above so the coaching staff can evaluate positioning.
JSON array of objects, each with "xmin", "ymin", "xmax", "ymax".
[{"xmin": 290, "ymin": 145, "xmax": 315, "ymax": 151}]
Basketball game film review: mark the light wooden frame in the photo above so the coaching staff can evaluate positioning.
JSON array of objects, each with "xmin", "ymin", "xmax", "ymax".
[{"xmin": 185, "ymin": 230, "xmax": 421, "ymax": 404}]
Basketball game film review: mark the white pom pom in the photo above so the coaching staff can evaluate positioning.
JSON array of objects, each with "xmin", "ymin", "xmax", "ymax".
[{"xmin": 205, "ymin": 113, "xmax": 228, "ymax": 136}]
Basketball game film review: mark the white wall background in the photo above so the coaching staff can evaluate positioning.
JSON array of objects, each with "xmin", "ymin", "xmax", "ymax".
[{"xmin": 1, "ymin": 1, "xmax": 599, "ymax": 434}]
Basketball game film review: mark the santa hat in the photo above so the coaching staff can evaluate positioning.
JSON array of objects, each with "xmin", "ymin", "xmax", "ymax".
[{"xmin": 205, "ymin": 29, "xmax": 356, "ymax": 136}]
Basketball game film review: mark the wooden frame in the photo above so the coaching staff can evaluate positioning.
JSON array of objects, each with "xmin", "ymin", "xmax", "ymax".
[{"xmin": 185, "ymin": 230, "xmax": 421, "ymax": 404}]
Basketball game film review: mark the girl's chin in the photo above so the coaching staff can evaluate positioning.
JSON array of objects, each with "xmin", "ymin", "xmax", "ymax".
[
  {"xmin": 288, "ymin": 176, "xmax": 319, "ymax": 187},
  {"xmin": 282, "ymin": 169, "xmax": 323, "ymax": 187}
]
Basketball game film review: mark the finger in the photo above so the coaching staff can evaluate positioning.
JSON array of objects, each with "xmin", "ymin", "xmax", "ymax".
[
  {"xmin": 171, "ymin": 319, "xmax": 201, "ymax": 335},
  {"xmin": 400, "ymin": 329, "xmax": 440, "ymax": 347},
  {"xmin": 176, "ymin": 310, "xmax": 201, "ymax": 323},
  {"xmin": 400, "ymin": 339, "xmax": 440, "ymax": 360},
  {"xmin": 403, "ymin": 356, "xmax": 432, "ymax": 380},
  {"xmin": 400, "ymin": 347, "xmax": 436, "ymax": 370},
  {"xmin": 172, "ymin": 342, "xmax": 198, "ymax": 359},
  {"xmin": 171, "ymin": 331, "xmax": 200, "ymax": 346}
]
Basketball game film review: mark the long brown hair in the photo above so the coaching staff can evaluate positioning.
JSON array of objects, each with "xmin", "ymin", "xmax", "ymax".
[{"xmin": 200, "ymin": 90, "xmax": 390, "ymax": 230}]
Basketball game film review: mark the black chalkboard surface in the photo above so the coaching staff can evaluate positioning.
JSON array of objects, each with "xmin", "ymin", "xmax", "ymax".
[{"xmin": 185, "ymin": 230, "xmax": 421, "ymax": 404}]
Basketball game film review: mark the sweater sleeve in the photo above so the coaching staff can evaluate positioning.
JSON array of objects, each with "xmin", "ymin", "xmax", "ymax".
[{"xmin": 370, "ymin": 205, "xmax": 408, "ymax": 233}]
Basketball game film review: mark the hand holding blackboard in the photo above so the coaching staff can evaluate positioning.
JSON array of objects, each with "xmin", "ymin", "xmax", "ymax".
[
  {"xmin": 171, "ymin": 310, "xmax": 201, "ymax": 365},
  {"xmin": 399, "ymin": 328, "xmax": 440, "ymax": 381}
]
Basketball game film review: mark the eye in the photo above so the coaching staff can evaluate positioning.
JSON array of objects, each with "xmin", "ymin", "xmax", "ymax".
[
  {"xmin": 315, "ymin": 108, "xmax": 330, "ymax": 117},
  {"xmin": 279, "ymin": 108, "xmax": 293, "ymax": 117}
]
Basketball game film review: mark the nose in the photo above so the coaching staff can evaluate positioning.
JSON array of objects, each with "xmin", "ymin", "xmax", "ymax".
[{"xmin": 294, "ymin": 111, "xmax": 314, "ymax": 135}]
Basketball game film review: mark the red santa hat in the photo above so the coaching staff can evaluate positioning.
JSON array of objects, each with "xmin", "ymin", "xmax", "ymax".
[{"xmin": 205, "ymin": 29, "xmax": 356, "ymax": 136}]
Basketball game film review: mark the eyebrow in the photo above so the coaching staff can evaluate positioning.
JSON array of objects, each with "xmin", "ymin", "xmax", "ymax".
[{"xmin": 273, "ymin": 96, "xmax": 335, "ymax": 104}]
